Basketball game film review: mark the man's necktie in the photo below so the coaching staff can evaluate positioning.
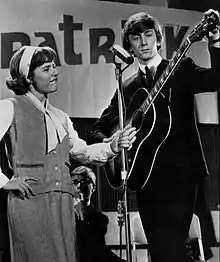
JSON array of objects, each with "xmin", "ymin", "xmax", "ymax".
[{"xmin": 145, "ymin": 66, "xmax": 154, "ymax": 87}]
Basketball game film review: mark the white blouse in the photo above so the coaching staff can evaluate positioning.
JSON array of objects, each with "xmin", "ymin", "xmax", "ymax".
[{"xmin": 0, "ymin": 94, "xmax": 115, "ymax": 188}]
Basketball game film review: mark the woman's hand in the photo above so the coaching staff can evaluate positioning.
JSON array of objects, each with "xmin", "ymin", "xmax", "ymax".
[
  {"xmin": 110, "ymin": 124, "xmax": 136, "ymax": 154},
  {"xmin": 2, "ymin": 177, "xmax": 38, "ymax": 199}
]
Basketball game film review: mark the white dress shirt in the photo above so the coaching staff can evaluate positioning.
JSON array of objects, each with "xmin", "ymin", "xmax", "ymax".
[{"xmin": 138, "ymin": 53, "xmax": 162, "ymax": 78}]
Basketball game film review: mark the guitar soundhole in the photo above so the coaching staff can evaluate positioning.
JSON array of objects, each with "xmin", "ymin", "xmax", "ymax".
[{"xmin": 131, "ymin": 109, "xmax": 144, "ymax": 132}]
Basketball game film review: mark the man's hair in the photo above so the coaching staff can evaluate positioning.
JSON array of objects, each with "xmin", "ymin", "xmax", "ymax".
[
  {"xmin": 122, "ymin": 12, "xmax": 164, "ymax": 52},
  {"xmin": 71, "ymin": 166, "xmax": 96, "ymax": 186}
]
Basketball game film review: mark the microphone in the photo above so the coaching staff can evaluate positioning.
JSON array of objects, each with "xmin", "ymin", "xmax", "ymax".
[{"xmin": 112, "ymin": 44, "xmax": 134, "ymax": 65}]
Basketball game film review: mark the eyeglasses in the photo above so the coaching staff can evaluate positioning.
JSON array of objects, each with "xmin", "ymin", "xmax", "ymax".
[{"xmin": 72, "ymin": 179, "xmax": 93, "ymax": 186}]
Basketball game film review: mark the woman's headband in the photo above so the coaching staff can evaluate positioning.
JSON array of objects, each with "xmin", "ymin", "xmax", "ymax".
[
  {"xmin": 19, "ymin": 45, "xmax": 55, "ymax": 79},
  {"xmin": 19, "ymin": 46, "xmax": 40, "ymax": 79}
]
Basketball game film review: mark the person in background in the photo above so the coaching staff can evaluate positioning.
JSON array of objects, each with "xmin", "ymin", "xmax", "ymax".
[
  {"xmin": 88, "ymin": 9, "xmax": 220, "ymax": 262},
  {"xmin": 71, "ymin": 165, "xmax": 126, "ymax": 262},
  {"xmin": 0, "ymin": 45, "xmax": 136, "ymax": 262},
  {"xmin": 0, "ymin": 190, "xmax": 10, "ymax": 262},
  {"xmin": 0, "ymin": 139, "xmax": 12, "ymax": 262}
]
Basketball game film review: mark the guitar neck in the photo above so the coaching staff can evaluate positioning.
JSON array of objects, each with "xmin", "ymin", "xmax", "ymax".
[{"xmin": 141, "ymin": 37, "xmax": 192, "ymax": 114}]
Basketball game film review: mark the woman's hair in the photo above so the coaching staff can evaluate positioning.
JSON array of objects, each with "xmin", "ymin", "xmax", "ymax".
[
  {"xmin": 122, "ymin": 12, "xmax": 164, "ymax": 53},
  {"xmin": 6, "ymin": 46, "xmax": 57, "ymax": 95}
]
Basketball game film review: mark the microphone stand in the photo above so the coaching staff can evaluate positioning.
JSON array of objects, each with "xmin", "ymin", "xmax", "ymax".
[
  {"xmin": 113, "ymin": 54, "xmax": 132, "ymax": 262},
  {"xmin": 117, "ymin": 200, "xmax": 125, "ymax": 259}
]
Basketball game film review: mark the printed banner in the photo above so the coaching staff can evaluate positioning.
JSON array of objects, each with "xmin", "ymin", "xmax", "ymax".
[{"xmin": 0, "ymin": 0, "xmax": 218, "ymax": 122}]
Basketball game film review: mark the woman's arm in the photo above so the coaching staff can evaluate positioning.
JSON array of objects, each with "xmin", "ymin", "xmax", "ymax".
[
  {"xmin": 0, "ymin": 99, "xmax": 14, "ymax": 188},
  {"xmin": 66, "ymin": 116, "xmax": 116, "ymax": 165},
  {"xmin": 66, "ymin": 116, "xmax": 135, "ymax": 165}
]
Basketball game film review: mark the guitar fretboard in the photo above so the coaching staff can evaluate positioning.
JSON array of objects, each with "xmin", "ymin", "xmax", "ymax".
[
  {"xmin": 140, "ymin": 38, "xmax": 191, "ymax": 115},
  {"xmin": 140, "ymin": 11, "xmax": 219, "ymax": 115}
]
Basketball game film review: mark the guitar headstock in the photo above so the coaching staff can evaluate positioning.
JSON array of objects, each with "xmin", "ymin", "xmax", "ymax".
[{"xmin": 188, "ymin": 11, "xmax": 219, "ymax": 44}]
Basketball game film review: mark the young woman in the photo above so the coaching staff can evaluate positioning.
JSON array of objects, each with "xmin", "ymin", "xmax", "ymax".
[{"xmin": 0, "ymin": 45, "xmax": 136, "ymax": 262}]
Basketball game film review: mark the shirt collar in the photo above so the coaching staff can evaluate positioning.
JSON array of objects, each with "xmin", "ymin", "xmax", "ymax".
[
  {"xmin": 24, "ymin": 91, "xmax": 67, "ymax": 154},
  {"xmin": 139, "ymin": 53, "xmax": 162, "ymax": 76},
  {"xmin": 24, "ymin": 91, "xmax": 48, "ymax": 113}
]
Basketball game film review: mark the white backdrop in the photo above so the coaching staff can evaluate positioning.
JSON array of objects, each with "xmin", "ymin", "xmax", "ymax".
[{"xmin": 0, "ymin": 0, "xmax": 218, "ymax": 123}]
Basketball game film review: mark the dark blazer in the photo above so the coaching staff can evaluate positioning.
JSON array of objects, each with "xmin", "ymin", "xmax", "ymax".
[
  {"xmin": 75, "ymin": 205, "xmax": 125, "ymax": 262},
  {"xmin": 88, "ymin": 47, "xmax": 220, "ymax": 262},
  {"xmin": 88, "ymin": 47, "xmax": 220, "ymax": 182}
]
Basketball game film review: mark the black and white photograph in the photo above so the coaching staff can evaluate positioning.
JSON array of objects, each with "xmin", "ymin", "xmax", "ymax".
[{"xmin": 0, "ymin": 1, "xmax": 219, "ymax": 262}]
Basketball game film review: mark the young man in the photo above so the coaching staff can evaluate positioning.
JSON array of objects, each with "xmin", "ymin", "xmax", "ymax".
[
  {"xmin": 88, "ymin": 10, "xmax": 220, "ymax": 262},
  {"xmin": 71, "ymin": 166, "xmax": 126, "ymax": 262}
]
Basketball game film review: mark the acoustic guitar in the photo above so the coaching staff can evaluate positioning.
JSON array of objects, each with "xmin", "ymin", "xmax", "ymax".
[{"xmin": 104, "ymin": 11, "xmax": 219, "ymax": 191}]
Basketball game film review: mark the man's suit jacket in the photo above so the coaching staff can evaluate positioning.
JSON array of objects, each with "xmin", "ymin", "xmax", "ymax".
[{"xmin": 89, "ymin": 47, "xmax": 220, "ymax": 183}]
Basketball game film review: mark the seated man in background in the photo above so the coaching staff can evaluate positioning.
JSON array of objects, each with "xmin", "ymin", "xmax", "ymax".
[{"xmin": 71, "ymin": 166, "xmax": 126, "ymax": 262}]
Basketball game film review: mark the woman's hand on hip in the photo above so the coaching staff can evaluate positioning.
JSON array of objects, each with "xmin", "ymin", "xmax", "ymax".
[{"xmin": 2, "ymin": 177, "xmax": 38, "ymax": 199}]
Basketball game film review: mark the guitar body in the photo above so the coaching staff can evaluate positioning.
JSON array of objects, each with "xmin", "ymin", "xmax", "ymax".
[{"xmin": 105, "ymin": 88, "xmax": 172, "ymax": 191}]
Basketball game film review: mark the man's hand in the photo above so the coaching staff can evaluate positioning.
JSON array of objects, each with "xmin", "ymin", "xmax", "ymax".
[{"xmin": 2, "ymin": 177, "xmax": 38, "ymax": 199}]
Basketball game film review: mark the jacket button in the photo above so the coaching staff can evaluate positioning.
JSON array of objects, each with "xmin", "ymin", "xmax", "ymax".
[
  {"xmin": 56, "ymin": 182, "xmax": 59, "ymax": 186},
  {"xmin": 54, "ymin": 166, "xmax": 58, "ymax": 170}
]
